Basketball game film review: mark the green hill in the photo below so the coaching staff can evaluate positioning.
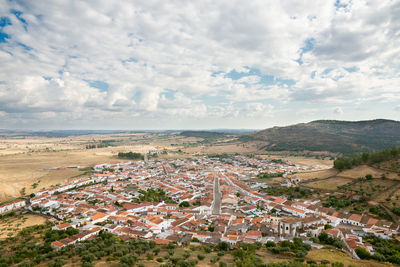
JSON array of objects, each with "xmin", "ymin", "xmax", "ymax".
[{"xmin": 242, "ymin": 119, "xmax": 400, "ymax": 155}]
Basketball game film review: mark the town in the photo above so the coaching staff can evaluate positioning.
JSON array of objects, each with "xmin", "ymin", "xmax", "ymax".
[{"xmin": 1, "ymin": 155, "xmax": 398, "ymax": 263}]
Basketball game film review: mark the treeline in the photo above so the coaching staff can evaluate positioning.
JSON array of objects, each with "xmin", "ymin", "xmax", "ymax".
[
  {"xmin": 260, "ymin": 186, "xmax": 313, "ymax": 200},
  {"xmin": 180, "ymin": 131, "xmax": 226, "ymax": 139},
  {"xmin": 86, "ymin": 140, "xmax": 116, "ymax": 149},
  {"xmin": 334, "ymin": 147, "xmax": 400, "ymax": 171},
  {"xmin": 118, "ymin": 152, "xmax": 144, "ymax": 160},
  {"xmin": 257, "ymin": 172, "xmax": 284, "ymax": 179}
]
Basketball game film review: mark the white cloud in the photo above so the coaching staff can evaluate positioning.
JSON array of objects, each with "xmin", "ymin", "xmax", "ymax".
[
  {"xmin": 0, "ymin": 0, "xmax": 399, "ymax": 129},
  {"xmin": 333, "ymin": 107, "xmax": 344, "ymax": 115}
]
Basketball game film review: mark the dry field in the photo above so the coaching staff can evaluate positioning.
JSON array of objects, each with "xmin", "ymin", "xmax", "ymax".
[
  {"xmin": 181, "ymin": 141, "xmax": 260, "ymax": 155},
  {"xmin": 0, "ymin": 213, "xmax": 48, "ymax": 239},
  {"xmin": 306, "ymin": 176, "xmax": 353, "ymax": 191},
  {"xmin": 0, "ymin": 150, "xmax": 125, "ymax": 201},
  {"xmin": 258, "ymin": 154, "xmax": 333, "ymax": 168},
  {"xmin": 307, "ymin": 249, "xmax": 392, "ymax": 267},
  {"xmin": 0, "ymin": 133, "xmax": 167, "ymax": 201},
  {"xmin": 289, "ymin": 168, "xmax": 339, "ymax": 182},
  {"xmin": 339, "ymin": 165, "xmax": 399, "ymax": 180}
]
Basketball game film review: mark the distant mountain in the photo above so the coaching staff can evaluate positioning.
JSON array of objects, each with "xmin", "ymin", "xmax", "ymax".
[{"xmin": 241, "ymin": 119, "xmax": 400, "ymax": 155}]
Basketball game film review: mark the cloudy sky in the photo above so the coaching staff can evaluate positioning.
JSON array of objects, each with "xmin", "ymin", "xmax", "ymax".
[{"xmin": 0, "ymin": 0, "xmax": 399, "ymax": 130}]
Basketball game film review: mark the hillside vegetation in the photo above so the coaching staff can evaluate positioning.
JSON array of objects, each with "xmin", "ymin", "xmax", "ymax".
[
  {"xmin": 243, "ymin": 119, "xmax": 400, "ymax": 155},
  {"xmin": 333, "ymin": 147, "xmax": 400, "ymax": 171}
]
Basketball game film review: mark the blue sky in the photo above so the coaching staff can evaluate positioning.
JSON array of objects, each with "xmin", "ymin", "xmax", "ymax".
[{"xmin": 0, "ymin": 0, "xmax": 399, "ymax": 130}]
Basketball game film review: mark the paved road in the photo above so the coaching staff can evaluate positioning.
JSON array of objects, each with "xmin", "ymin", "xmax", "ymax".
[{"xmin": 211, "ymin": 175, "xmax": 221, "ymax": 215}]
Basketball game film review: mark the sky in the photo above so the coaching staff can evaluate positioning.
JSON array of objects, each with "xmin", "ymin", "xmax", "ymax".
[{"xmin": 0, "ymin": 0, "xmax": 399, "ymax": 130}]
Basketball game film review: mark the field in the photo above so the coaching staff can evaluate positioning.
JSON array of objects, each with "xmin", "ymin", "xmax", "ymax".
[
  {"xmin": 339, "ymin": 165, "xmax": 399, "ymax": 179},
  {"xmin": 0, "ymin": 213, "xmax": 48, "ymax": 239},
  {"xmin": 307, "ymin": 249, "xmax": 391, "ymax": 267},
  {"xmin": 306, "ymin": 176, "xmax": 353, "ymax": 191},
  {"xmin": 258, "ymin": 154, "xmax": 333, "ymax": 168},
  {"xmin": 0, "ymin": 150, "xmax": 124, "ymax": 201},
  {"xmin": 288, "ymin": 168, "xmax": 338, "ymax": 182},
  {"xmin": 295, "ymin": 162, "xmax": 400, "ymax": 214}
]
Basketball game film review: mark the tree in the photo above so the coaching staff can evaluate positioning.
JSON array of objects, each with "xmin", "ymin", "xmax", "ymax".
[
  {"xmin": 355, "ymin": 247, "xmax": 371, "ymax": 259},
  {"xmin": 216, "ymin": 241, "xmax": 230, "ymax": 251},
  {"xmin": 179, "ymin": 201, "xmax": 190, "ymax": 208},
  {"xmin": 232, "ymin": 249, "xmax": 245, "ymax": 260},
  {"xmin": 266, "ymin": 241, "xmax": 276, "ymax": 248}
]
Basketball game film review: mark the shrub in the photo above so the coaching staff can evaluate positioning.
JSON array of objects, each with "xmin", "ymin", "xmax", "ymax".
[
  {"xmin": 216, "ymin": 241, "xmax": 230, "ymax": 251},
  {"xmin": 197, "ymin": 254, "xmax": 205, "ymax": 260},
  {"xmin": 183, "ymin": 251, "xmax": 190, "ymax": 259},
  {"xmin": 203, "ymin": 246, "xmax": 212, "ymax": 253},
  {"xmin": 210, "ymin": 256, "xmax": 219, "ymax": 263},
  {"xmin": 153, "ymin": 248, "xmax": 160, "ymax": 255},
  {"xmin": 266, "ymin": 241, "xmax": 276, "ymax": 248},
  {"xmin": 355, "ymin": 247, "xmax": 370, "ymax": 259}
]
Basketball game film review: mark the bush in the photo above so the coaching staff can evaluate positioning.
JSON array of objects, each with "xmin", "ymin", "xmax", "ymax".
[
  {"xmin": 197, "ymin": 254, "xmax": 205, "ymax": 260},
  {"xmin": 355, "ymin": 247, "xmax": 371, "ymax": 259},
  {"xmin": 216, "ymin": 241, "xmax": 230, "ymax": 251},
  {"xmin": 266, "ymin": 241, "xmax": 276, "ymax": 248},
  {"xmin": 203, "ymin": 246, "xmax": 212, "ymax": 253},
  {"xmin": 210, "ymin": 256, "xmax": 219, "ymax": 263},
  {"xmin": 156, "ymin": 257, "xmax": 163, "ymax": 262},
  {"xmin": 183, "ymin": 251, "xmax": 190, "ymax": 259},
  {"xmin": 294, "ymin": 257, "xmax": 304, "ymax": 262},
  {"xmin": 153, "ymin": 248, "xmax": 160, "ymax": 255}
]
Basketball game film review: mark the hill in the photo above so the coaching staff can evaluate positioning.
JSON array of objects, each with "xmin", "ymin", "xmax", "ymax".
[{"xmin": 242, "ymin": 119, "xmax": 400, "ymax": 155}]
